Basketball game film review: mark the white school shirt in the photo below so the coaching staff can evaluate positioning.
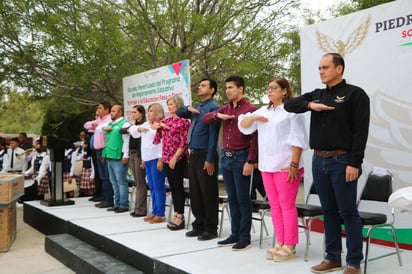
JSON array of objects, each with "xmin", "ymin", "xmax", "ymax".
[
  {"xmin": 129, "ymin": 121, "xmax": 162, "ymax": 162},
  {"xmin": 69, "ymin": 147, "xmax": 95, "ymax": 179},
  {"xmin": 0, "ymin": 149, "xmax": 9, "ymax": 173},
  {"xmin": 238, "ymin": 104, "xmax": 308, "ymax": 172},
  {"xmin": 7, "ymin": 147, "xmax": 26, "ymax": 172},
  {"xmin": 24, "ymin": 151, "xmax": 50, "ymax": 182}
]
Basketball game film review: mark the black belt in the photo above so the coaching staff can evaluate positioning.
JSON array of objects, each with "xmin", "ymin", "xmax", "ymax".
[
  {"xmin": 130, "ymin": 150, "xmax": 138, "ymax": 154},
  {"xmin": 223, "ymin": 148, "xmax": 248, "ymax": 158},
  {"xmin": 190, "ymin": 149, "xmax": 208, "ymax": 155},
  {"xmin": 314, "ymin": 149, "xmax": 347, "ymax": 158}
]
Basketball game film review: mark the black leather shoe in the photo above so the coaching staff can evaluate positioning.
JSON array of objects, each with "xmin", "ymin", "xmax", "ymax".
[
  {"xmin": 107, "ymin": 207, "xmax": 118, "ymax": 211},
  {"xmin": 95, "ymin": 202, "xmax": 114, "ymax": 208},
  {"xmin": 198, "ymin": 231, "xmax": 218, "ymax": 241},
  {"xmin": 114, "ymin": 207, "xmax": 129, "ymax": 213},
  {"xmin": 89, "ymin": 196, "xmax": 102, "ymax": 202},
  {"xmin": 130, "ymin": 212, "xmax": 146, "ymax": 217},
  {"xmin": 186, "ymin": 229, "xmax": 203, "ymax": 237},
  {"xmin": 217, "ymin": 235, "xmax": 238, "ymax": 247}
]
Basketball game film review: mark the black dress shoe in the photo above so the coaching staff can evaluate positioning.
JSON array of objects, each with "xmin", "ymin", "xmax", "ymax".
[
  {"xmin": 107, "ymin": 207, "xmax": 118, "ymax": 211},
  {"xmin": 96, "ymin": 202, "xmax": 114, "ymax": 208},
  {"xmin": 114, "ymin": 207, "xmax": 129, "ymax": 213},
  {"xmin": 89, "ymin": 196, "xmax": 102, "ymax": 202},
  {"xmin": 95, "ymin": 202, "xmax": 104, "ymax": 207},
  {"xmin": 198, "ymin": 231, "xmax": 218, "ymax": 241},
  {"xmin": 130, "ymin": 212, "xmax": 146, "ymax": 217},
  {"xmin": 186, "ymin": 229, "xmax": 203, "ymax": 237}
]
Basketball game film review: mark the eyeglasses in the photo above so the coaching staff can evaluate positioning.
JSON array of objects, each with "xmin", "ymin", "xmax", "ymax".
[{"xmin": 267, "ymin": 86, "xmax": 279, "ymax": 92}]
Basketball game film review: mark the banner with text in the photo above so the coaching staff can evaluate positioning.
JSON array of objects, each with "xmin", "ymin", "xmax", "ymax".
[{"xmin": 123, "ymin": 60, "xmax": 191, "ymax": 121}]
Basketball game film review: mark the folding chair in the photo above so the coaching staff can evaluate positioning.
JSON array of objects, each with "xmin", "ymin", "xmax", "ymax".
[
  {"xmin": 357, "ymin": 168, "xmax": 402, "ymax": 274},
  {"xmin": 218, "ymin": 195, "xmax": 230, "ymax": 238},
  {"xmin": 249, "ymin": 169, "xmax": 271, "ymax": 248},
  {"xmin": 296, "ymin": 182, "xmax": 323, "ymax": 261},
  {"xmin": 251, "ymin": 198, "xmax": 271, "ymax": 248}
]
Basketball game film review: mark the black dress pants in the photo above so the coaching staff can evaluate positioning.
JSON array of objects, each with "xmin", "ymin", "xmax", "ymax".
[{"xmin": 188, "ymin": 151, "xmax": 219, "ymax": 233}]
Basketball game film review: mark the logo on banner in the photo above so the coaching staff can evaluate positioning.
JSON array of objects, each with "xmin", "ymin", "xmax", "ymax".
[{"xmin": 316, "ymin": 15, "xmax": 371, "ymax": 57}]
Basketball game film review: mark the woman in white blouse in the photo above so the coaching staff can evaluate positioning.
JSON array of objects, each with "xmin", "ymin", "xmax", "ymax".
[
  {"xmin": 238, "ymin": 77, "xmax": 308, "ymax": 262},
  {"xmin": 129, "ymin": 103, "xmax": 166, "ymax": 224}
]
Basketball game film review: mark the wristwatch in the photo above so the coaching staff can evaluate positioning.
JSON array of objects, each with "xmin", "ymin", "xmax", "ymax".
[{"xmin": 247, "ymin": 160, "xmax": 256, "ymax": 164}]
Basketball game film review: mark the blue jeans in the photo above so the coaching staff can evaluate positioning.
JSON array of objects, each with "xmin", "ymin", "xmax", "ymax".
[
  {"xmin": 96, "ymin": 150, "xmax": 113, "ymax": 203},
  {"xmin": 145, "ymin": 159, "xmax": 166, "ymax": 217},
  {"xmin": 221, "ymin": 149, "xmax": 252, "ymax": 241},
  {"xmin": 312, "ymin": 153, "xmax": 363, "ymax": 266},
  {"xmin": 107, "ymin": 159, "xmax": 129, "ymax": 209}
]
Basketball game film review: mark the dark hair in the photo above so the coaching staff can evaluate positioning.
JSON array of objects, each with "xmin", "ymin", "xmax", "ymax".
[
  {"xmin": 99, "ymin": 101, "xmax": 111, "ymax": 110},
  {"xmin": 10, "ymin": 137, "xmax": 19, "ymax": 143},
  {"xmin": 19, "ymin": 132, "xmax": 27, "ymax": 138},
  {"xmin": 324, "ymin": 53, "xmax": 345, "ymax": 75},
  {"xmin": 38, "ymin": 146, "xmax": 48, "ymax": 153},
  {"xmin": 267, "ymin": 77, "xmax": 294, "ymax": 109},
  {"xmin": 200, "ymin": 78, "xmax": 218, "ymax": 97},
  {"xmin": 0, "ymin": 137, "xmax": 6, "ymax": 147},
  {"xmin": 112, "ymin": 104, "xmax": 124, "ymax": 116},
  {"xmin": 225, "ymin": 75, "xmax": 245, "ymax": 89},
  {"xmin": 83, "ymin": 136, "xmax": 93, "ymax": 157},
  {"xmin": 133, "ymin": 105, "xmax": 146, "ymax": 125}
]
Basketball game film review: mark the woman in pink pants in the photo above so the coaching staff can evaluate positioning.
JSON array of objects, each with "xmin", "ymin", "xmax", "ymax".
[{"xmin": 238, "ymin": 77, "xmax": 308, "ymax": 261}]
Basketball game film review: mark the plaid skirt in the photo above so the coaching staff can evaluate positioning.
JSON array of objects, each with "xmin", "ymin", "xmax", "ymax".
[
  {"xmin": 79, "ymin": 168, "xmax": 95, "ymax": 190},
  {"xmin": 63, "ymin": 172, "xmax": 71, "ymax": 183},
  {"xmin": 37, "ymin": 176, "xmax": 49, "ymax": 195},
  {"xmin": 63, "ymin": 172, "xmax": 80, "ymax": 186}
]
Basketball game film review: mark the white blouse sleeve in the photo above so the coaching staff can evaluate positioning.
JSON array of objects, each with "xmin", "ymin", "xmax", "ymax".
[
  {"xmin": 129, "ymin": 125, "xmax": 141, "ymax": 138},
  {"xmin": 238, "ymin": 112, "xmax": 258, "ymax": 135},
  {"xmin": 286, "ymin": 113, "xmax": 309, "ymax": 150}
]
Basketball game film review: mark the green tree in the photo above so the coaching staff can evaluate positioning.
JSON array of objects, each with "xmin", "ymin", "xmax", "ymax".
[
  {"xmin": 332, "ymin": 0, "xmax": 394, "ymax": 16},
  {"xmin": 0, "ymin": 90, "xmax": 44, "ymax": 134},
  {"xmin": 0, "ymin": 0, "xmax": 309, "ymax": 135},
  {"xmin": 1, "ymin": 0, "xmax": 300, "ymax": 106}
]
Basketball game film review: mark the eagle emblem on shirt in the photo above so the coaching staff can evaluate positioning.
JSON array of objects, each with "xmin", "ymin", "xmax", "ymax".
[
  {"xmin": 317, "ymin": 15, "xmax": 371, "ymax": 57},
  {"xmin": 335, "ymin": 96, "xmax": 345, "ymax": 103}
]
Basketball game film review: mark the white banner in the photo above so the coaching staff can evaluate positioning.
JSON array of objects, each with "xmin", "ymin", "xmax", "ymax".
[
  {"xmin": 301, "ymin": 0, "xmax": 412, "ymax": 227},
  {"xmin": 122, "ymin": 60, "xmax": 191, "ymax": 121}
]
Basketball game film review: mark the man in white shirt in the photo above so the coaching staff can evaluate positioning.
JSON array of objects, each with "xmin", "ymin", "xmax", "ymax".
[{"xmin": 7, "ymin": 137, "xmax": 26, "ymax": 173}]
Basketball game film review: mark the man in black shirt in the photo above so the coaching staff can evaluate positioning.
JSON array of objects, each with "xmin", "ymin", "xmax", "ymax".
[{"xmin": 284, "ymin": 53, "xmax": 369, "ymax": 274}]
